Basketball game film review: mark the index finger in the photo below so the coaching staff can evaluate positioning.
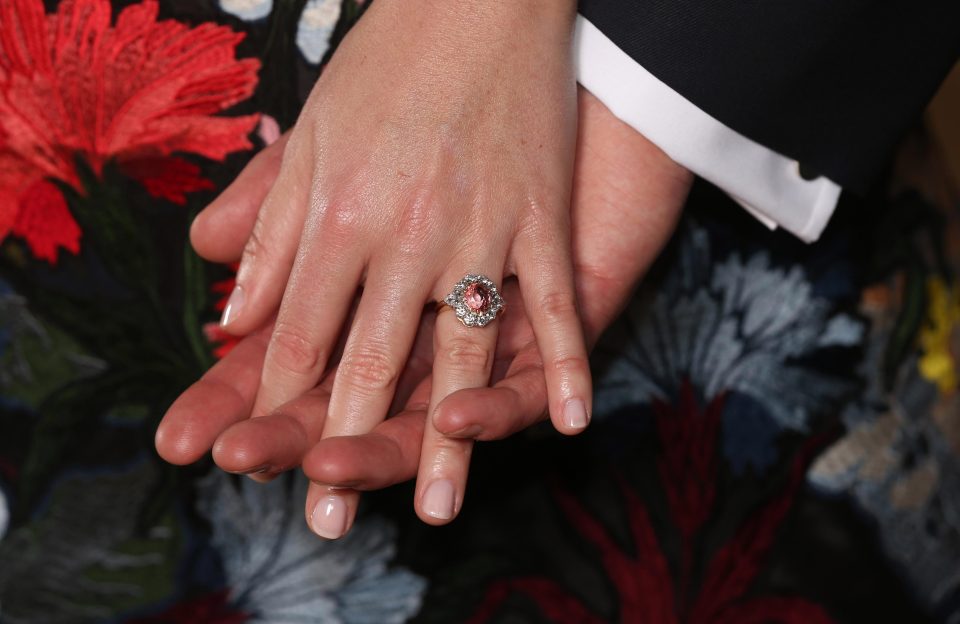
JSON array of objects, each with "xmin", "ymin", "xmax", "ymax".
[{"xmin": 155, "ymin": 321, "xmax": 274, "ymax": 465}]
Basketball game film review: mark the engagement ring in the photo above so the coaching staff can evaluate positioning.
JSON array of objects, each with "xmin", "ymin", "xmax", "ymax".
[{"xmin": 438, "ymin": 274, "xmax": 504, "ymax": 328}]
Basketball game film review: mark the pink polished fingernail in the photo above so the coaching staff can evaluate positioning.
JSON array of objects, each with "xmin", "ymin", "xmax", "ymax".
[
  {"xmin": 310, "ymin": 495, "xmax": 348, "ymax": 539},
  {"xmin": 421, "ymin": 480, "xmax": 456, "ymax": 520},
  {"xmin": 220, "ymin": 285, "xmax": 245, "ymax": 328},
  {"xmin": 563, "ymin": 398, "xmax": 589, "ymax": 430}
]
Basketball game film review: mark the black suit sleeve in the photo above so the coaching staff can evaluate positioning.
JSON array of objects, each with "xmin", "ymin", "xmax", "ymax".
[{"xmin": 578, "ymin": 0, "xmax": 960, "ymax": 193}]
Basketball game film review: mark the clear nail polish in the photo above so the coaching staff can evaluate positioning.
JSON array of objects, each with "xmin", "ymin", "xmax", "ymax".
[
  {"xmin": 310, "ymin": 495, "xmax": 348, "ymax": 539},
  {"xmin": 220, "ymin": 285, "xmax": 245, "ymax": 328},
  {"xmin": 563, "ymin": 398, "xmax": 589, "ymax": 430},
  {"xmin": 421, "ymin": 480, "xmax": 456, "ymax": 520}
]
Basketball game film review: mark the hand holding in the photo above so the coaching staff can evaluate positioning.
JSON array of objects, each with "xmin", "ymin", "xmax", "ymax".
[
  {"xmin": 157, "ymin": 88, "xmax": 692, "ymax": 536},
  {"xmin": 219, "ymin": 0, "xmax": 594, "ymax": 529}
]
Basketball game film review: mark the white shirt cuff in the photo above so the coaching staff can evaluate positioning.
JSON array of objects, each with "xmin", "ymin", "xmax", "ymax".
[{"xmin": 574, "ymin": 15, "xmax": 842, "ymax": 243}]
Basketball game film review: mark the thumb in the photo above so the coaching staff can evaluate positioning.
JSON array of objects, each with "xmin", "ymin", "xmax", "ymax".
[{"xmin": 190, "ymin": 131, "xmax": 290, "ymax": 263}]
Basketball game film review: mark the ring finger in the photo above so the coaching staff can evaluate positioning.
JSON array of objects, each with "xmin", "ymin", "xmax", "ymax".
[{"xmin": 415, "ymin": 268, "xmax": 505, "ymax": 524}]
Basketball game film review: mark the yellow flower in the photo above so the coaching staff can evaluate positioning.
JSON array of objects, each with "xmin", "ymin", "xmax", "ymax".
[{"xmin": 919, "ymin": 277, "xmax": 960, "ymax": 394}]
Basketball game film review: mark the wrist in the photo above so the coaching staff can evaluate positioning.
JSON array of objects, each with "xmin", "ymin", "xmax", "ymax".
[
  {"xmin": 436, "ymin": 0, "xmax": 577, "ymax": 33},
  {"xmin": 371, "ymin": 0, "xmax": 577, "ymax": 52}
]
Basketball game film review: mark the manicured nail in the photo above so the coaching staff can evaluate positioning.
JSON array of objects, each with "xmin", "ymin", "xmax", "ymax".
[
  {"xmin": 563, "ymin": 398, "xmax": 589, "ymax": 430},
  {"xmin": 421, "ymin": 480, "xmax": 456, "ymax": 520},
  {"xmin": 310, "ymin": 495, "xmax": 348, "ymax": 539},
  {"xmin": 220, "ymin": 285, "xmax": 245, "ymax": 328}
]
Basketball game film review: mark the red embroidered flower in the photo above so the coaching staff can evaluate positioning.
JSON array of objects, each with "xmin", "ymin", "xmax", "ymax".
[
  {"xmin": 469, "ymin": 384, "xmax": 836, "ymax": 624},
  {"xmin": 204, "ymin": 265, "xmax": 240, "ymax": 359},
  {"xmin": 0, "ymin": 0, "xmax": 260, "ymax": 263}
]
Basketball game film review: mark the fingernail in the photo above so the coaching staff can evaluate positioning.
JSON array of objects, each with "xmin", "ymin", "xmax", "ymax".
[
  {"xmin": 421, "ymin": 480, "xmax": 457, "ymax": 520},
  {"xmin": 448, "ymin": 424, "xmax": 484, "ymax": 438},
  {"xmin": 310, "ymin": 495, "xmax": 348, "ymax": 539},
  {"xmin": 227, "ymin": 464, "xmax": 269, "ymax": 475},
  {"xmin": 246, "ymin": 471, "xmax": 275, "ymax": 483},
  {"xmin": 563, "ymin": 398, "xmax": 589, "ymax": 430},
  {"xmin": 220, "ymin": 285, "xmax": 245, "ymax": 328}
]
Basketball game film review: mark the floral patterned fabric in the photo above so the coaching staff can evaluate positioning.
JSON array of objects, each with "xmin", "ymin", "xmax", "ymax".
[{"xmin": 1, "ymin": 1, "xmax": 958, "ymax": 622}]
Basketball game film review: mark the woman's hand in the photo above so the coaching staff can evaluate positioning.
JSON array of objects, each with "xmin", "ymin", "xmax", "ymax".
[
  {"xmin": 211, "ymin": 0, "xmax": 591, "ymax": 531},
  {"xmin": 157, "ymin": 88, "xmax": 693, "ymax": 537}
]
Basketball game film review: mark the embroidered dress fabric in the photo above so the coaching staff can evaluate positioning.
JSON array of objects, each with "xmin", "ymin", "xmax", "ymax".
[{"xmin": 0, "ymin": 2, "xmax": 958, "ymax": 623}]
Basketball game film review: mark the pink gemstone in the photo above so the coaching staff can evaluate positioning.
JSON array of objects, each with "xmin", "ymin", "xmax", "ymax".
[{"xmin": 463, "ymin": 282, "xmax": 490, "ymax": 312}]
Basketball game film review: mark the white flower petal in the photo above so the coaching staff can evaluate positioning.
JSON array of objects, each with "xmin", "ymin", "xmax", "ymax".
[
  {"xmin": 594, "ymin": 224, "xmax": 861, "ymax": 432},
  {"xmin": 818, "ymin": 314, "xmax": 864, "ymax": 347},
  {"xmin": 297, "ymin": 0, "xmax": 343, "ymax": 64},
  {"xmin": 198, "ymin": 471, "xmax": 426, "ymax": 622},
  {"xmin": 219, "ymin": 0, "xmax": 273, "ymax": 21}
]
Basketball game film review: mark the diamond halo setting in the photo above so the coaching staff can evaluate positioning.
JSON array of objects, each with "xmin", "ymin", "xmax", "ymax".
[{"xmin": 442, "ymin": 274, "xmax": 504, "ymax": 328}]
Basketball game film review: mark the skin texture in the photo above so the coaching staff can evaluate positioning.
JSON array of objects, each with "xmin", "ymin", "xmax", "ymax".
[
  {"xmin": 156, "ymin": 88, "xmax": 693, "ymax": 537},
  {"xmin": 208, "ymin": 0, "xmax": 598, "ymax": 533}
]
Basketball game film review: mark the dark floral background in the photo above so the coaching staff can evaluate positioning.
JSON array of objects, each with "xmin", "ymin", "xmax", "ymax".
[{"xmin": 1, "ymin": 1, "xmax": 958, "ymax": 622}]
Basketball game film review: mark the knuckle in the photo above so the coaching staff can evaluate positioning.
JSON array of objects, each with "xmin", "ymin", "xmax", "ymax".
[
  {"xmin": 269, "ymin": 324, "xmax": 323, "ymax": 376},
  {"xmin": 340, "ymin": 347, "xmax": 400, "ymax": 393},
  {"xmin": 536, "ymin": 290, "xmax": 580, "ymax": 326},
  {"xmin": 242, "ymin": 216, "xmax": 270, "ymax": 264},
  {"xmin": 326, "ymin": 198, "xmax": 362, "ymax": 230},
  {"xmin": 430, "ymin": 434, "xmax": 473, "ymax": 461},
  {"xmin": 439, "ymin": 336, "xmax": 492, "ymax": 372},
  {"xmin": 549, "ymin": 354, "xmax": 591, "ymax": 377},
  {"xmin": 307, "ymin": 454, "xmax": 352, "ymax": 486},
  {"xmin": 313, "ymin": 195, "xmax": 362, "ymax": 244},
  {"xmin": 432, "ymin": 401, "xmax": 469, "ymax": 433}
]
